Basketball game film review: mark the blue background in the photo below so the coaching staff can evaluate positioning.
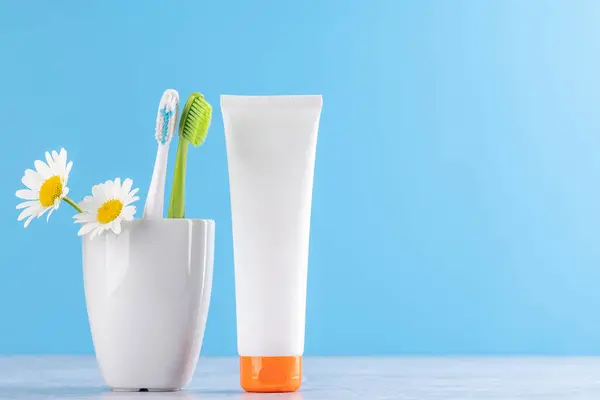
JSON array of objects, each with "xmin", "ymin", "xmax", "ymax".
[{"xmin": 1, "ymin": 0, "xmax": 600, "ymax": 355}]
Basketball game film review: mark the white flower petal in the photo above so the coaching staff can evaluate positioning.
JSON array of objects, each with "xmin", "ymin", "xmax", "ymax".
[
  {"xmin": 16, "ymin": 201, "xmax": 37, "ymax": 210},
  {"xmin": 99, "ymin": 184, "xmax": 111, "ymax": 200},
  {"xmin": 92, "ymin": 184, "xmax": 103, "ymax": 198},
  {"xmin": 22, "ymin": 173, "xmax": 40, "ymax": 190},
  {"xmin": 81, "ymin": 199, "xmax": 100, "ymax": 213},
  {"xmin": 121, "ymin": 206, "xmax": 136, "ymax": 220},
  {"xmin": 16, "ymin": 189, "xmax": 37, "ymax": 200},
  {"xmin": 78, "ymin": 222, "xmax": 99, "ymax": 236},
  {"xmin": 45, "ymin": 152, "xmax": 56, "ymax": 175},
  {"xmin": 77, "ymin": 202, "xmax": 90, "ymax": 212},
  {"xmin": 23, "ymin": 169, "xmax": 43, "ymax": 190},
  {"xmin": 79, "ymin": 195, "xmax": 95, "ymax": 205},
  {"xmin": 124, "ymin": 193, "xmax": 139, "ymax": 206},
  {"xmin": 37, "ymin": 207, "xmax": 49, "ymax": 219},
  {"xmin": 122, "ymin": 178, "xmax": 133, "ymax": 194},
  {"xmin": 91, "ymin": 225, "xmax": 106, "ymax": 239},
  {"xmin": 74, "ymin": 213, "xmax": 96, "ymax": 223},
  {"xmin": 111, "ymin": 220, "xmax": 122, "ymax": 235},
  {"xmin": 53, "ymin": 150, "xmax": 66, "ymax": 174},
  {"xmin": 79, "ymin": 203, "xmax": 97, "ymax": 214},
  {"xmin": 46, "ymin": 208, "xmax": 55, "ymax": 222},
  {"xmin": 91, "ymin": 197, "xmax": 104, "ymax": 209},
  {"xmin": 27, "ymin": 203, "xmax": 43, "ymax": 214},
  {"xmin": 65, "ymin": 161, "xmax": 73, "ymax": 181},
  {"xmin": 18, "ymin": 207, "xmax": 36, "ymax": 221},
  {"xmin": 22, "ymin": 177, "xmax": 36, "ymax": 191},
  {"xmin": 59, "ymin": 148, "xmax": 67, "ymax": 165},
  {"xmin": 23, "ymin": 215, "xmax": 35, "ymax": 228},
  {"xmin": 34, "ymin": 160, "xmax": 52, "ymax": 178},
  {"xmin": 111, "ymin": 179, "xmax": 121, "ymax": 198},
  {"xmin": 53, "ymin": 155, "xmax": 65, "ymax": 178}
]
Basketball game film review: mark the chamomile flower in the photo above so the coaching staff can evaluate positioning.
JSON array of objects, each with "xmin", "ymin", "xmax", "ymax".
[
  {"xmin": 16, "ymin": 148, "xmax": 80, "ymax": 227},
  {"xmin": 74, "ymin": 178, "xmax": 139, "ymax": 238}
]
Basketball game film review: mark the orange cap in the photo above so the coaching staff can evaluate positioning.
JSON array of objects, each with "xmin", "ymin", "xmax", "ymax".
[{"xmin": 240, "ymin": 356, "xmax": 302, "ymax": 393}]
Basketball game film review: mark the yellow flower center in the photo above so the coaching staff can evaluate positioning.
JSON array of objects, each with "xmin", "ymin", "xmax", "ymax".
[
  {"xmin": 97, "ymin": 199, "xmax": 123, "ymax": 224},
  {"xmin": 39, "ymin": 176, "xmax": 63, "ymax": 207}
]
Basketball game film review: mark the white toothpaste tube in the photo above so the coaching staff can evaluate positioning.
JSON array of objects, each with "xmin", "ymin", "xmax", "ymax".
[{"xmin": 221, "ymin": 95, "xmax": 323, "ymax": 393}]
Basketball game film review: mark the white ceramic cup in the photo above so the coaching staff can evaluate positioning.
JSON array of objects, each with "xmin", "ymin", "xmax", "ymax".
[{"xmin": 82, "ymin": 219, "xmax": 215, "ymax": 391}]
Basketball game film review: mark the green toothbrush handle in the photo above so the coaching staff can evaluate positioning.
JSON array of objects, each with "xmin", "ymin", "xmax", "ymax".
[{"xmin": 168, "ymin": 139, "xmax": 188, "ymax": 218}]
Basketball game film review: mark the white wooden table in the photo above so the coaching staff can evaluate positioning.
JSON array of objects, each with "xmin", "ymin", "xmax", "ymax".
[{"xmin": 1, "ymin": 356, "xmax": 600, "ymax": 399}]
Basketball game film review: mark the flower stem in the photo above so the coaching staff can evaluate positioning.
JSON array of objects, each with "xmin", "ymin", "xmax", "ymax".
[{"xmin": 64, "ymin": 196, "xmax": 83, "ymax": 213}]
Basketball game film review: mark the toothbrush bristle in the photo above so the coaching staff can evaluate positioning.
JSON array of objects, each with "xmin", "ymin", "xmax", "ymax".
[
  {"xmin": 179, "ymin": 93, "xmax": 212, "ymax": 147},
  {"xmin": 155, "ymin": 89, "xmax": 180, "ymax": 145}
]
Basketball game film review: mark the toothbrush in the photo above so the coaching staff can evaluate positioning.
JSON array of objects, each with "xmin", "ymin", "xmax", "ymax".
[
  {"xmin": 143, "ymin": 89, "xmax": 180, "ymax": 219},
  {"xmin": 167, "ymin": 92, "xmax": 212, "ymax": 218}
]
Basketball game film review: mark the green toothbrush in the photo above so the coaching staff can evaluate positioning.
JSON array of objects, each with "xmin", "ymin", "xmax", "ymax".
[{"xmin": 168, "ymin": 92, "xmax": 212, "ymax": 218}]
